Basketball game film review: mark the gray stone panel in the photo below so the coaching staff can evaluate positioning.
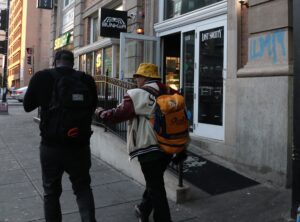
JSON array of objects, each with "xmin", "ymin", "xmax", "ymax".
[
  {"xmin": 236, "ymin": 76, "xmax": 290, "ymax": 186},
  {"xmin": 249, "ymin": 0, "xmax": 290, "ymax": 34}
]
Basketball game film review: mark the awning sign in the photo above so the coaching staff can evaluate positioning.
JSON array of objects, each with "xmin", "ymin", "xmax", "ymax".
[
  {"xmin": 54, "ymin": 32, "xmax": 72, "ymax": 50},
  {"xmin": 100, "ymin": 8, "xmax": 127, "ymax": 38}
]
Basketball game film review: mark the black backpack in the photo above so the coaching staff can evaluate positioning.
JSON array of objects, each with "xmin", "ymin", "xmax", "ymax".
[{"xmin": 41, "ymin": 70, "xmax": 94, "ymax": 144}]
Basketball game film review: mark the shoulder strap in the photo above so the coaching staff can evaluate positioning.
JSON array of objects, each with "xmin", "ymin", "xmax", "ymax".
[{"xmin": 141, "ymin": 85, "xmax": 160, "ymax": 98}]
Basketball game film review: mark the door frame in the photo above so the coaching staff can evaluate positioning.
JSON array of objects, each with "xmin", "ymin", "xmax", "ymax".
[{"xmin": 193, "ymin": 19, "xmax": 227, "ymax": 140}]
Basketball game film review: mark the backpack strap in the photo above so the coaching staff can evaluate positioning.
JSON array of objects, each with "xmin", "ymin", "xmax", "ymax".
[{"xmin": 141, "ymin": 85, "xmax": 160, "ymax": 98}]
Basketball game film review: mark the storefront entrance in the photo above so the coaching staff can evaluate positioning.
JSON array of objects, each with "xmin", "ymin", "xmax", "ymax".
[
  {"xmin": 119, "ymin": 16, "xmax": 227, "ymax": 140},
  {"xmin": 161, "ymin": 17, "xmax": 227, "ymax": 140}
]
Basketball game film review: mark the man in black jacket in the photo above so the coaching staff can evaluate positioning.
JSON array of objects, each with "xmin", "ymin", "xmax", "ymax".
[{"xmin": 23, "ymin": 50, "xmax": 98, "ymax": 222}]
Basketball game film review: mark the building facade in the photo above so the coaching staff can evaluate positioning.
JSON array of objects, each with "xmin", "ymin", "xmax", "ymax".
[
  {"xmin": 50, "ymin": 0, "xmax": 293, "ymax": 197},
  {"xmin": 7, "ymin": 0, "xmax": 51, "ymax": 89},
  {"xmin": 0, "ymin": 0, "xmax": 7, "ymax": 82}
]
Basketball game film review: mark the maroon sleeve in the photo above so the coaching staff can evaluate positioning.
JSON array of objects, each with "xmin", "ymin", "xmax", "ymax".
[{"xmin": 100, "ymin": 94, "xmax": 136, "ymax": 123}]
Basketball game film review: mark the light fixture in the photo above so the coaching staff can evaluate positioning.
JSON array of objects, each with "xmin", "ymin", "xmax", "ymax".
[
  {"xmin": 136, "ymin": 27, "xmax": 144, "ymax": 35},
  {"xmin": 239, "ymin": 0, "xmax": 249, "ymax": 8}
]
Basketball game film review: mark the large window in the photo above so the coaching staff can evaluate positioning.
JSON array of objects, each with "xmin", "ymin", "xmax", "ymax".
[
  {"xmin": 164, "ymin": 0, "xmax": 222, "ymax": 19},
  {"xmin": 90, "ymin": 17, "xmax": 98, "ymax": 43},
  {"xmin": 198, "ymin": 27, "xmax": 224, "ymax": 126}
]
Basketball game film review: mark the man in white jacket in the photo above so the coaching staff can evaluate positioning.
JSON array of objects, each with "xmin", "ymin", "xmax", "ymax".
[{"xmin": 95, "ymin": 63, "xmax": 179, "ymax": 222}]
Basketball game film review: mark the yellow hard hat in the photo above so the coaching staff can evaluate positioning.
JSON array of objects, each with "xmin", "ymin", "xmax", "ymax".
[{"xmin": 133, "ymin": 63, "xmax": 161, "ymax": 79}]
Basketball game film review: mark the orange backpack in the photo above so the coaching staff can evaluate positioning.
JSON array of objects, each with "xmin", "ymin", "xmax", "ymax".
[{"xmin": 142, "ymin": 85, "xmax": 190, "ymax": 154}]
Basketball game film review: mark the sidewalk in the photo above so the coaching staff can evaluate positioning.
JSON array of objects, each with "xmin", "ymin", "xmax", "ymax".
[{"xmin": 0, "ymin": 106, "xmax": 292, "ymax": 222}]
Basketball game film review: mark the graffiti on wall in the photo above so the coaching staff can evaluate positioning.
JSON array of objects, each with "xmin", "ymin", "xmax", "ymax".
[{"xmin": 249, "ymin": 29, "xmax": 287, "ymax": 65}]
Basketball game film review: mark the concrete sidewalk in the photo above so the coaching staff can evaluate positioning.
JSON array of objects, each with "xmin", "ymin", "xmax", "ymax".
[{"xmin": 0, "ymin": 106, "xmax": 292, "ymax": 222}]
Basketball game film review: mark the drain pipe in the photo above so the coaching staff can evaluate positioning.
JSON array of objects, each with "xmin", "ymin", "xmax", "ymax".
[{"xmin": 292, "ymin": 0, "xmax": 300, "ymax": 219}]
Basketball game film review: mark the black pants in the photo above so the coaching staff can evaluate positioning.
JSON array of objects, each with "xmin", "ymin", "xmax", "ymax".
[
  {"xmin": 40, "ymin": 144, "xmax": 96, "ymax": 222},
  {"xmin": 139, "ymin": 156, "xmax": 172, "ymax": 222}
]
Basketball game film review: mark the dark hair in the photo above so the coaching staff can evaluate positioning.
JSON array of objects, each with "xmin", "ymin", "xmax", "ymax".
[{"xmin": 54, "ymin": 50, "xmax": 74, "ymax": 66}]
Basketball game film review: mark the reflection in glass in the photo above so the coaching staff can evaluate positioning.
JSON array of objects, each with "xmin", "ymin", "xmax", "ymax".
[
  {"xmin": 94, "ymin": 50, "xmax": 102, "ymax": 75},
  {"xmin": 165, "ymin": 0, "xmax": 222, "ymax": 19},
  {"xmin": 104, "ymin": 47, "xmax": 112, "ymax": 77},
  {"xmin": 165, "ymin": 57, "xmax": 180, "ymax": 90},
  {"xmin": 86, "ymin": 52, "xmax": 93, "ymax": 75},
  {"xmin": 182, "ymin": 31, "xmax": 195, "ymax": 131},
  {"xmin": 198, "ymin": 27, "xmax": 224, "ymax": 126},
  {"xmin": 124, "ymin": 39, "xmax": 157, "ymax": 80},
  {"xmin": 115, "ymin": 46, "xmax": 120, "ymax": 78},
  {"xmin": 79, "ymin": 54, "xmax": 86, "ymax": 72}
]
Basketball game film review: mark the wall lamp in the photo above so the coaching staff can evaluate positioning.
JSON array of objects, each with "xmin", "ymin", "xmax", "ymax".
[
  {"xmin": 136, "ymin": 27, "xmax": 144, "ymax": 35},
  {"xmin": 239, "ymin": 0, "xmax": 249, "ymax": 8}
]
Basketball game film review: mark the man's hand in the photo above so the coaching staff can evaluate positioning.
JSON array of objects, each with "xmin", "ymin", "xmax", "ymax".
[{"xmin": 95, "ymin": 107, "xmax": 105, "ymax": 119}]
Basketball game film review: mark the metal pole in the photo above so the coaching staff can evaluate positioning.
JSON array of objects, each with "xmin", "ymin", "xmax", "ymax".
[
  {"xmin": 1, "ymin": 0, "xmax": 10, "ymax": 103},
  {"xmin": 292, "ymin": 0, "xmax": 300, "ymax": 219},
  {"xmin": 104, "ymin": 69, "xmax": 109, "ymax": 132},
  {"xmin": 178, "ymin": 161, "xmax": 183, "ymax": 187}
]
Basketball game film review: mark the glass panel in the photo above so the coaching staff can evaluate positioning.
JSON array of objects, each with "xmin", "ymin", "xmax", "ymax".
[
  {"xmin": 94, "ymin": 49, "xmax": 102, "ymax": 76},
  {"xmin": 86, "ymin": 52, "xmax": 93, "ymax": 75},
  {"xmin": 182, "ymin": 31, "xmax": 195, "ymax": 131},
  {"xmin": 165, "ymin": 57, "xmax": 180, "ymax": 90},
  {"xmin": 103, "ymin": 47, "xmax": 112, "ymax": 77},
  {"xmin": 92, "ymin": 17, "xmax": 98, "ymax": 43},
  {"xmin": 164, "ymin": 0, "xmax": 222, "ymax": 19},
  {"xmin": 115, "ymin": 45, "xmax": 120, "ymax": 79},
  {"xmin": 163, "ymin": 33, "xmax": 180, "ymax": 90},
  {"xmin": 198, "ymin": 27, "xmax": 224, "ymax": 125},
  {"xmin": 123, "ymin": 39, "xmax": 157, "ymax": 81},
  {"xmin": 79, "ymin": 54, "xmax": 86, "ymax": 72}
]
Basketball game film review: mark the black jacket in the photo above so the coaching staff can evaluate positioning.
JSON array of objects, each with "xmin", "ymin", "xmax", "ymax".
[{"xmin": 23, "ymin": 67, "xmax": 98, "ymax": 146}]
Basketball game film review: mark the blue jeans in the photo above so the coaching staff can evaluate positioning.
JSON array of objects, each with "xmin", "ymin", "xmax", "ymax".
[{"xmin": 40, "ymin": 144, "xmax": 96, "ymax": 222}]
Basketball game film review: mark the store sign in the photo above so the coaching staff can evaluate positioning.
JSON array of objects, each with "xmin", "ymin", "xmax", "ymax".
[
  {"xmin": 100, "ymin": 8, "xmax": 127, "ymax": 38},
  {"xmin": 201, "ymin": 28, "xmax": 223, "ymax": 42},
  {"xmin": 54, "ymin": 32, "xmax": 71, "ymax": 50},
  {"xmin": 36, "ymin": 0, "xmax": 53, "ymax": 9}
]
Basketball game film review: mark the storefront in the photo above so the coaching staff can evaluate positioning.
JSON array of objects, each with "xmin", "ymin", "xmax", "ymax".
[
  {"xmin": 73, "ymin": 0, "xmax": 227, "ymax": 141},
  {"xmin": 76, "ymin": 41, "xmax": 120, "ymax": 78},
  {"xmin": 155, "ymin": 0, "xmax": 227, "ymax": 140}
]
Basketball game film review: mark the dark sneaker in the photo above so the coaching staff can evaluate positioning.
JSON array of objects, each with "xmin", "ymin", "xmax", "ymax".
[{"xmin": 134, "ymin": 205, "xmax": 148, "ymax": 222}]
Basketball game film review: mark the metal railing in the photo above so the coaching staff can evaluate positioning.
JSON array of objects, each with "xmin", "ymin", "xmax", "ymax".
[
  {"xmin": 93, "ymin": 75, "xmax": 184, "ymax": 187},
  {"xmin": 93, "ymin": 75, "xmax": 136, "ymax": 140}
]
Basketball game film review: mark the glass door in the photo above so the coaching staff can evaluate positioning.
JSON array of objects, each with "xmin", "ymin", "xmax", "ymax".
[
  {"xmin": 120, "ymin": 33, "xmax": 160, "ymax": 81},
  {"xmin": 194, "ymin": 21, "xmax": 227, "ymax": 140},
  {"xmin": 182, "ymin": 31, "xmax": 195, "ymax": 131}
]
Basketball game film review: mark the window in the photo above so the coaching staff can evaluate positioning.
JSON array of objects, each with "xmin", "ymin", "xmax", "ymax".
[
  {"xmin": 164, "ymin": 0, "xmax": 222, "ymax": 19},
  {"xmin": 90, "ymin": 17, "xmax": 98, "ymax": 43},
  {"xmin": 86, "ymin": 52, "xmax": 94, "ymax": 75},
  {"xmin": 103, "ymin": 47, "xmax": 112, "ymax": 77},
  {"xmin": 79, "ymin": 54, "xmax": 86, "ymax": 72},
  {"xmin": 64, "ymin": 0, "xmax": 74, "ymax": 8},
  {"xmin": 94, "ymin": 50, "xmax": 102, "ymax": 76}
]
